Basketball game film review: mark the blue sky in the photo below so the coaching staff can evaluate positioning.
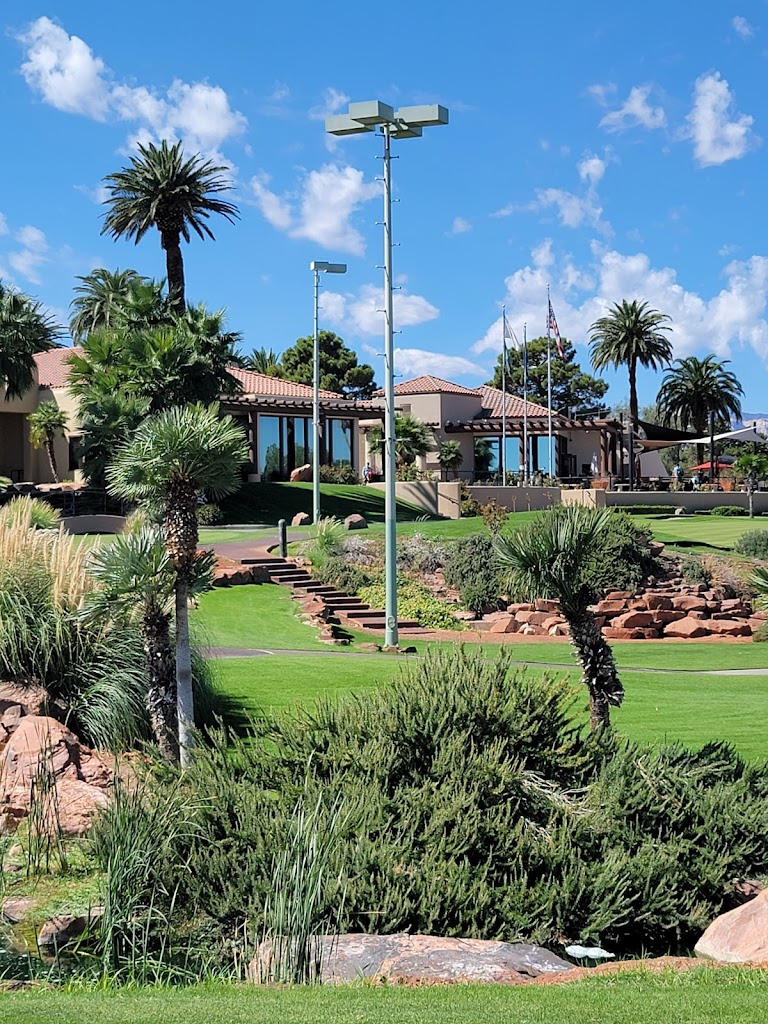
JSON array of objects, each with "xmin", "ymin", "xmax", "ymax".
[{"xmin": 2, "ymin": 2, "xmax": 768, "ymax": 413}]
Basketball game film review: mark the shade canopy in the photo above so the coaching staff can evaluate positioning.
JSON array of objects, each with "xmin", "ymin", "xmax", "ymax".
[{"xmin": 689, "ymin": 459, "xmax": 735, "ymax": 472}]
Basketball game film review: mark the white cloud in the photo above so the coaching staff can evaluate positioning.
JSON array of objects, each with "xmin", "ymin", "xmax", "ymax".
[
  {"xmin": 18, "ymin": 17, "xmax": 246, "ymax": 154},
  {"xmin": 19, "ymin": 17, "xmax": 109, "ymax": 119},
  {"xmin": 471, "ymin": 240, "xmax": 768, "ymax": 366},
  {"xmin": 732, "ymin": 15, "xmax": 754, "ymax": 39},
  {"xmin": 393, "ymin": 348, "xmax": 486, "ymax": 378},
  {"xmin": 250, "ymin": 164, "xmax": 380, "ymax": 255},
  {"xmin": 685, "ymin": 72, "xmax": 756, "ymax": 167},
  {"xmin": 322, "ymin": 283, "xmax": 439, "ymax": 336},
  {"xmin": 597, "ymin": 84, "xmax": 666, "ymax": 132},
  {"xmin": 75, "ymin": 183, "xmax": 111, "ymax": 205},
  {"xmin": 308, "ymin": 87, "xmax": 349, "ymax": 121},
  {"xmin": 497, "ymin": 154, "xmax": 611, "ymax": 234},
  {"xmin": 7, "ymin": 224, "xmax": 49, "ymax": 284},
  {"xmin": 577, "ymin": 154, "xmax": 606, "ymax": 185},
  {"xmin": 448, "ymin": 216, "xmax": 472, "ymax": 236}
]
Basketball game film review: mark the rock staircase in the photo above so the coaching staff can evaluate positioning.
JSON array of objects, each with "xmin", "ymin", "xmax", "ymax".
[{"xmin": 241, "ymin": 556, "xmax": 421, "ymax": 633}]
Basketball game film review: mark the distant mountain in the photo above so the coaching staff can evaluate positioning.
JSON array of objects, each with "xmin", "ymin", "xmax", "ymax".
[{"xmin": 733, "ymin": 414, "xmax": 768, "ymax": 436}]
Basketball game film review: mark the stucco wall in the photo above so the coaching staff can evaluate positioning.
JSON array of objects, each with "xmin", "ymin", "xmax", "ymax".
[
  {"xmin": 368, "ymin": 480, "xmax": 462, "ymax": 519},
  {"xmin": 606, "ymin": 489, "xmax": 768, "ymax": 513},
  {"xmin": 467, "ymin": 486, "xmax": 561, "ymax": 512}
]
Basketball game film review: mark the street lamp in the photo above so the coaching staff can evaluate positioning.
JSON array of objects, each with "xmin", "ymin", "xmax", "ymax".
[
  {"xmin": 327, "ymin": 100, "xmax": 449, "ymax": 649},
  {"xmin": 310, "ymin": 260, "xmax": 347, "ymax": 525}
]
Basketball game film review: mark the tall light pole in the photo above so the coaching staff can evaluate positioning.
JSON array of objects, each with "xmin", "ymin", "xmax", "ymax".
[
  {"xmin": 310, "ymin": 261, "xmax": 347, "ymax": 524},
  {"xmin": 326, "ymin": 101, "xmax": 448, "ymax": 649}
]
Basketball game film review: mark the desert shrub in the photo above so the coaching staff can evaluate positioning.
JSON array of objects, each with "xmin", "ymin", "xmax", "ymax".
[
  {"xmin": 358, "ymin": 579, "xmax": 461, "ymax": 630},
  {"xmin": 680, "ymin": 555, "xmax": 712, "ymax": 587},
  {"xmin": 128, "ymin": 648, "xmax": 768, "ymax": 961},
  {"xmin": 710, "ymin": 505, "xmax": 749, "ymax": 517},
  {"xmin": 734, "ymin": 529, "xmax": 768, "ymax": 560},
  {"xmin": 752, "ymin": 621, "xmax": 768, "ymax": 642},
  {"xmin": 319, "ymin": 463, "xmax": 358, "ymax": 484},
  {"xmin": 316, "ymin": 556, "xmax": 377, "ymax": 594},
  {"xmin": 300, "ymin": 517, "xmax": 344, "ymax": 568},
  {"xmin": 614, "ymin": 504, "xmax": 677, "ymax": 517},
  {"xmin": 579, "ymin": 511, "xmax": 656, "ymax": 596},
  {"xmin": 480, "ymin": 499, "xmax": 508, "ymax": 535},
  {"xmin": 444, "ymin": 534, "xmax": 504, "ymax": 614},
  {"xmin": 196, "ymin": 502, "xmax": 223, "ymax": 526},
  {"xmin": 0, "ymin": 496, "xmax": 60, "ymax": 531},
  {"xmin": 397, "ymin": 533, "xmax": 447, "ymax": 575},
  {"xmin": 699, "ymin": 554, "xmax": 753, "ymax": 599},
  {"xmin": 459, "ymin": 483, "xmax": 480, "ymax": 518},
  {"xmin": 341, "ymin": 535, "xmax": 380, "ymax": 567}
]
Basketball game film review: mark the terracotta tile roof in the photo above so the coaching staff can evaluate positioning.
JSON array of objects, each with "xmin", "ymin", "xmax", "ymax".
[
  {"xmin": 227, "ymin": 366, "xmax": 341, "ymax": 399},
  {"xmin": 34, "ymin": 347, "xmax": 83, "ymax": 389},
  {"xmin": 375, "ymin": 375, "xmax": 481, "ymax": 397},
  {"xmin": 32, "ymin": 353, "xmax": 343, "ymax": 401},
  {"xmin": 475, "ymin": 385, "xmax": 552, "ymax": 419}
]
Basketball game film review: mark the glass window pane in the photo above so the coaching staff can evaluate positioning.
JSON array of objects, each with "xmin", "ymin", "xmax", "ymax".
[
  {"xmin": 259, "ymin": 415, "xmax": 281, "ymax": 480},
  {"xmin": 330, "ymin": 419, "xmax": 352, "ymax": 465}
]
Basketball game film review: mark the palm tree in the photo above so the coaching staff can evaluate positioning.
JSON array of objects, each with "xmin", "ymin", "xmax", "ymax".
[
  {"xmin": 368, "ymin": 413, "xmax": 432, "ymax": 468},
  {"xmin": 246, "ymin": 347, "xmax": 283, "ymax": 376},
  {"xmin": 101, "ymin": 140, "xmax": 239, "ymax": 312},
  {"xmin": 495, "ymin": 505, "xmax": 624, "ymax": 730},
  {"xmin": 438, "ymin": 440, "xmax": 464, "ymax": 479},
  {"xmin": 69, "ymin": 268, "xmax": 148, "ymax": 340},
  {"xmin": 107, "ymin": 404, "xmax": 248, "ymax": 767},
  {"xmin": 734, "ymin": 453, "xmax": 768, "ymax": 518},
  {"xmin": 28, "ymin": 401, "xmax": 68, "ymax": 482},
  {"xmin": 0, "ymin": 281, "xmax": 61, "ymax": 400},
  {"xmin": 84, "ymin": 527, "xmax": 215, "ymax": 762},
  {"xmin": 589, "ymin": 300, "xmax": 673, "ymax": 427},
  {"xmin": 656, "ymin": 356, "xmax": 744, "ymax": 466}
]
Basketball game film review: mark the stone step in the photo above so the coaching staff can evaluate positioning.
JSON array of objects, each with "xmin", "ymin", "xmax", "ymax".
[
  {"xmin": 268, "ymin": 571, "xmax": 313, "ymax": 583},
  {"xmin": 241, "ymin": 557, "xmax": 289, "ymax": 566}
]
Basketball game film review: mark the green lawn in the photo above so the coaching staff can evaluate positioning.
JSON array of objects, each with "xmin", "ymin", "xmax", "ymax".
[
  {"xmin": 633, "ymin": 515, "xmax": 768, "ymax": 551},
  {"xmin": 2, "ymin": 970, "xmax": 766, "ymax": 1024},
  {"xmin": 211, "ymin": 656, "xmax": 768, "ymax": 759},
  {"xmin": 220, "ymin": 482, "xmax": 430, "ymax": 526}
]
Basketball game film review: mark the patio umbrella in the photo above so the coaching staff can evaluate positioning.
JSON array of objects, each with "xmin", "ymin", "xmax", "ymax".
[{"xmin": 689, "ymin": 458, "xmax": 735, "ymax": 471}]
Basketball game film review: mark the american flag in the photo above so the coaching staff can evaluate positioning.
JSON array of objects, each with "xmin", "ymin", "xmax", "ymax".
[{"xmin": 548, "ymin": 300, "xmax": 565, "ymax": 359}]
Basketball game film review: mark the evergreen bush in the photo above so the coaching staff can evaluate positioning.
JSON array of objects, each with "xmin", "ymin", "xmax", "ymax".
[
  {"xmin": 734, "ymin": 529, "xmax": 768, "ymax": 560},
  {"xmin": 444, "ymin": 534, "xmax": 504, "ymax": 614}
]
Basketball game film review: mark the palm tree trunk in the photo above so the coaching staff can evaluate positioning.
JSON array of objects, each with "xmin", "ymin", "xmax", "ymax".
[
  {"xmin": 45, "ymin": 435, "xmax": 59, "ymax": 483},
  {"xmin": 628, "ymin": 360, "xmax": 638, "ymax": 425},
  {"xmin": 161, "ymin": 230, "xmax": 185, "ymax": 313},
  {"xmin": 564, "ymin": 606, "xmax": 625, "ymax": 730},
  {"xmin": 142, "ymin": 608, "xmax": 179, "ymax": 763},
  {"xmin": 175, "ymin": 575, "xmax": 194, "ymax": 769}
]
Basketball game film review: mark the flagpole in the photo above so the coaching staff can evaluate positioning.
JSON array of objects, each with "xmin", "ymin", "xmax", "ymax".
[
  {"xmin": 501, "ymin": 306, "xmax": 507, "ymax": 484},
  {"xmin": 546, "ymin": 285, "xmax": 553, "ymax": 478},
  {"xmin": 523, "ymin": 322, "xmax": 529, "ymax": 485}
]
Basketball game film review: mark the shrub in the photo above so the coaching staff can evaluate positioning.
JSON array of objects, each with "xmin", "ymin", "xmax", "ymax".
[
  {"xmin": 358, "ymin": 578, "xmax": 462, "ymax": 630},
  {"xmin": 300, "ymin": 517, "xmax": 344, "ymax": 567},
  {"xmin": 0, "ymin": 496, "xmax": 61, "ymax": 531},
  {"xmin": 397, "ymin": 533, "xmax": 447, "ymax": 575},
  {"xmin": 341, "ymin": 535, "xmax": 380, "ymax": 568},
  {"xmin": 316, "ymin": 556, "xmax": 377, "ymax": 594},
  {"xmin": 753, "ymin": 621, "xmax": 768, "ymax": 643},
  {"xmin": 319, "ymin": 463, "xmax": 358, "ymax": 484},
  {"xmin": 480, "ymin": 499, "xmax": 508, "ymax": 535},
  {"xmin": 699, "ymin": 554, "xmax": 753, "ymax": 599},
  {"xmin": 710, "ymin": 505, "xmax": 749, "ymax": 517},
  {"xmin": 459, "ymin": 483, "xmax": 480, "ymax": 518},
  {"xmin": 579, "ymin": 511, "xmax": 657, "ymax": 596},
  {"xmin": 680, "ymin": 555, "xmax": 712, "ymax": 587},
  {"xmin": 444, "ymin": 534, "xmax": 504, "ymax": 614},
  {"xmin": 614, "ymin": 504, "xmax": 677, "ymax": 517},
  {"xmin": 196, "ymin": 502, "xmax": 223, "ymax": 526},
  {"xmin": 734, "ymin": 529, "xmax": 768, "ymax": 560}
]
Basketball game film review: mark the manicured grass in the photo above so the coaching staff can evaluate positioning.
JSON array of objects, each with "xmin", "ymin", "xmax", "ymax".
[
  {"xmin": 198, "ymin": 528, "xmax": 270, "ymax": 546},
  {"xmin": 220, "ymin": 482, "xmax": 430, "ymax": 526},
  {"xmin": 634, "ymin": 515, "xmax": 768, "ymax": 551},
  {"xmin": 4, "ymin": 970, "xmax": 766, "ymax": 1023},
  {"xmin": 211, "ymin": 655, "xmax": 768, "ymax": 759},
  {"xmin": 193, "ymin": 584, "xmax": 332, "ymax": 651}
]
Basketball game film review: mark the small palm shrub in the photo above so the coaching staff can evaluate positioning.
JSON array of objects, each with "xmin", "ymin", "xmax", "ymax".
[
  {"xmin": 0, "ymin": 496, "xmax": 61, "ymax": 531},
  {"xmin": 444, "ymin": 534, "xmax": 504, "ymax": 614},
  {"xmin": 734, "ymin": 529, "xmax": 768, "ymax": 560}
]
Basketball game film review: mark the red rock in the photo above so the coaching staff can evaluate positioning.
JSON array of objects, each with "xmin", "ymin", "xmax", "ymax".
[
  {"xmin": 291, "ymin": 512, "xmax": 311, "ymax": 527},
  {"xmin": 488, "ymin": 615, "xmax": 519, "ymax": 634},
  {"xmin": 603, "ymin": 627, "xmax": 645, "ymax": 640},
  {"xmin": 663, "ymin": 617, "xmax": 711, "ymax": 639},
  {"xmin": 594, "ymin": 600, "xmax": 627, "ymax": 615},
  {"xmin": 515, "ymin": 610, "xmax": 550, "ymax": 626},
  {"xmin": 612, "ymin": 611, "xmax": 655, "ymax": 629},
  {"xmin": 534, "ymin": 599, "xmax": 560, "ymax": 613},
  {"xmin": 653, "ymin": 610, "xmax": 687, "ymax": 625},
  {"xmin": 695, "ymin": 889, "xmax": 768, "ymax": 963},
  {"xmin": 548, "ymin": 623, "xmax": 569, "ymax": 636},
  {"xmin": 748, "ymin": 618, "xmax": 766, "ymax": 633},
  {"xmin": 541, "ymin": 616, "xmax": 566, "ymax": 632},
  {"xmin": 628, "ymin": 599, "xmax": 649, "ymax": 611},
  {"xmin": 506, "ymin": 603, "xmax": 534, "ymax": 613},
  {"xmin": 720, "ymin": 598, "xmax": 744, "ymax": 611},
  {"xmin": 605, "ymin": 591, "xmax": 633, "ymax": 601},
  {"xmin": 687, "ymin": 610, "xmax": 709, "ymax": 620},
  {"xmin": 289, "ymin": 464, "xmax": 312, "ymax": 482},
  {"xmin": 646, "ymin": 594, "xmax": 673, "ymax": 611},
  {"xmin": 706, "ymin": 620, "xmax": 751, "ymax": 637},
  {"xmin": 344, "ymin": 514, "xmax": 368, "ymax": 531},
  {"xmin": 519, "ymin": 624, "xmax": 546, "ymax": 635},
  {"xmin": 671, "ymin": 596, "xmax": 708, "ymax": 612}
]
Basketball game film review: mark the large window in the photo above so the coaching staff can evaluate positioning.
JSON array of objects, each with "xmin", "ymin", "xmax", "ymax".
[
  {"xmin": 328, "ymin": 419, "xmax": 353, "ymax": 466},
  {"xmin": 258, "ymin": 415, "xmax": 314, "ymax": 480}
]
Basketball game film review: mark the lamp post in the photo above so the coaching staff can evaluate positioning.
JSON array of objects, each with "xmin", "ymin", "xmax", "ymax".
[
  {"xmin": 326, "ymin": 101, "xmax": 448, "ymax": 649},
  {"xmin": 310, "ymin": 261, "xmax": 347, "ymax": 525}
]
